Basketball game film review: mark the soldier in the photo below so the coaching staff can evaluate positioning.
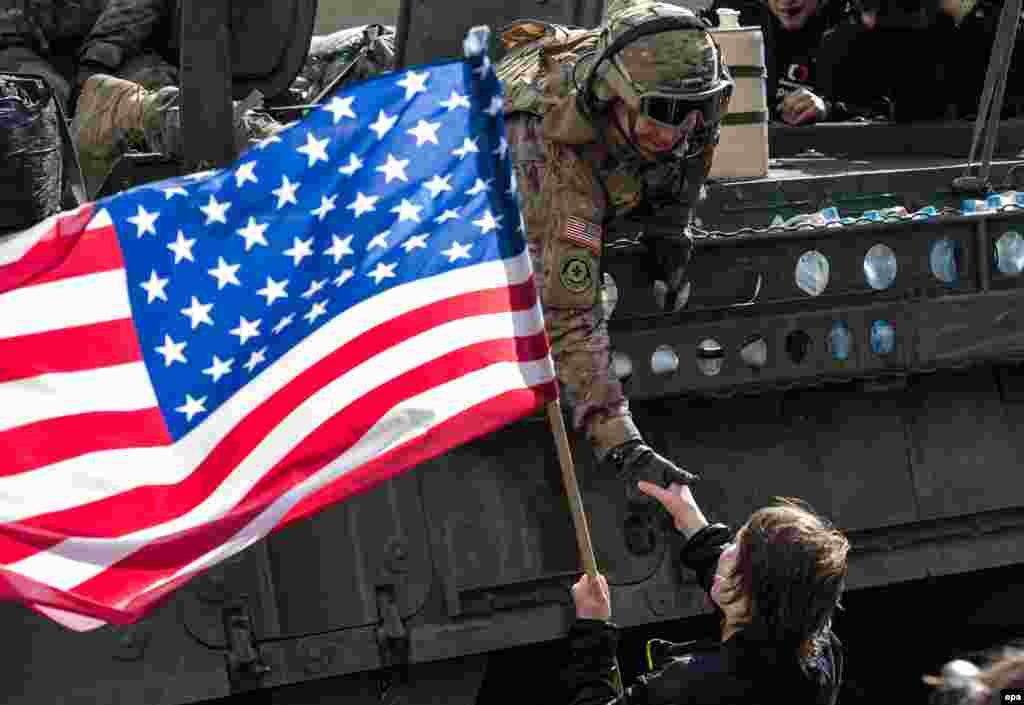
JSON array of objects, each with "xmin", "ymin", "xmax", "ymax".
[
  {"xmin": 73, "ymin": 10, "xmax": 396, "ymax": 196},
  {"xmin": 70, "ymin": 0, "xmax": 281, "ymax": 194},
  {"xmin": 499, "ymin": 0, "xmax": 734, "ymax": 507},
  {"xmin": 0, "ymin": 0, "xmax": 180, "ymax": 107},
  {"xmin": 0, "ymin": 0, "xmax": 189, "ymax": 195},
  {"xmin": 0, "ymin": 0, "xmax": 107, "ymax": 108},
  {"xmin": 72, "ymin": 71, "xmax": 280, "ymax": 195},
  {"xmin": 74, "ymin": 0, "xmax": 181, "ymax": 92}
]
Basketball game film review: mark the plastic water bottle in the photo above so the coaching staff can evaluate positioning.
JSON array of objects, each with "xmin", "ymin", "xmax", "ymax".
[
  {"xmin": 829, "ymin": 322, "xmax": 852, "ymax": 361},
  {"xmin": 820, "ymin": 206, "xmax": 842, "ymax": 227},
  {"xmin": 600, "ymin": 272, "xmax": 618, "ymax": 320},
  {"xmin": 856, "ymin": 206, "xmax": 906, "ymax": 223},
  {"xmin": 777, "ymin": 207, "xmax": 840, "ymax": 229},
  {"xmin": 987, "ymin": 193, "xmax": 1007, "ymax": 210},
  {"xmin": 880, "ymin": 206, "xmax": 909, "ymax": 219},
  {"xmin": 784, "ymin": 213, "xmax": 825, "ymax": 228},
  {"xmin": 987, "ymin": 191, "xmax": 1020, "ymax": 210},
  {"xmin": 961, "ymin": 198, "xmax": 994, "ymax": 215}
]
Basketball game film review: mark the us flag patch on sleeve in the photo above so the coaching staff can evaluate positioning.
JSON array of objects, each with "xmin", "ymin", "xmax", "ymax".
[{"xmin": 564, "ymin": 215, "xmax": 603, "ymax": 254}]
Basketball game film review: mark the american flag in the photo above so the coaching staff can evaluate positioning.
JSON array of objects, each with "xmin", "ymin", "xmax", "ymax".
[
  {"xmin": 0, "ymin": 56, "xmax": 556, "ymax": 630},
  {"xmin": 564, "ymin": 215, "xmax": 602, "ymax": 254}
]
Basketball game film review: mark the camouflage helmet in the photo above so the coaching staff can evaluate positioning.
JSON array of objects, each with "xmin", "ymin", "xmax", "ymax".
[{"xmin": 580, "ymin": 0, "xmax": 732, "ymax": 155}]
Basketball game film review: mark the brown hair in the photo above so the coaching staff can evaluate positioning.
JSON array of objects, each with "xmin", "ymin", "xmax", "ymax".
[{"xmin": 718, "ymin": 498, "xmax": 850, "ymax": 661}]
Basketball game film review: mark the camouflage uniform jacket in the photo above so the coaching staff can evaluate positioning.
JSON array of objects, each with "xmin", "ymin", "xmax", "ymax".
[{"xmin": 499, "ymin": 13, "xmax": 710, "ymax": 444}]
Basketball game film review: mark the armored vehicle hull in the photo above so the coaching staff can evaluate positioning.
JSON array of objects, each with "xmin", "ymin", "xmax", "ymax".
[{"xmin": 4, "ymin": 1, "xmax": 1024, "ymax": 703}]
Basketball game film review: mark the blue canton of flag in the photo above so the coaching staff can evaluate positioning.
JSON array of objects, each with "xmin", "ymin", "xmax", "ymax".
[
  {"xmin": 0, "ymin": 53, "xmax": 555, "ymax": 630},
  {"xmin": 117, "ymin": 59, "xmax": 526, "ymax": 438}
]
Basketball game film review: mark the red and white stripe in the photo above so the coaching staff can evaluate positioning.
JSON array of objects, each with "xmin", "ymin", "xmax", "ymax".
[{"xmin": 0, "ymin": 206, "xmax": 556, "ymax": 629}]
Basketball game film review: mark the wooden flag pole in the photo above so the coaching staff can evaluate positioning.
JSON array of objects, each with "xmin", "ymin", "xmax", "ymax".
[{"xmin": 547, "ymin": 399, "xmax": 598, "ymax": 577}]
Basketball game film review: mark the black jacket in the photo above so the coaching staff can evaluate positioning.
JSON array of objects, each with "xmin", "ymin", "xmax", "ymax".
[
  {"xmin": 562, "ymin": 524, "xmax": 845, "ymax": 705},
  {"xmin": 701, "ymin": 0, "xmax": 890, "ymax": 122}
]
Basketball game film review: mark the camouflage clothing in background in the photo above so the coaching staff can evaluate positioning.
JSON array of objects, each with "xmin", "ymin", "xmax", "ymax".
[
  {"xmin": 72, "ymin": 20, "xmax": 394, "ymax": 196},
  {"xmin": 72, "ymin": 73, "xmax": 279, "ymax": 196},
  {"xmin": 291, "ymin": 24, "xmax": 396, "ymax": 103}
]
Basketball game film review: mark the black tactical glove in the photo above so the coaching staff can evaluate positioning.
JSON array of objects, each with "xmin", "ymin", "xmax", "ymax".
[
  {"xmin": 608, "ymin": 440, "xmax": 698, "ymax": 509},
  {"xmin": 645, "ymin": 231, "xmax": 694, "ymax": 312}
]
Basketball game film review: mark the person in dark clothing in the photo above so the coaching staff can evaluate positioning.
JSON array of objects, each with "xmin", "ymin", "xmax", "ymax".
[
  {"xmin": 818, "ymin": 0, "xmax": 1024, "ymax": 122},
  {"xmin": 0, "ymin": 0, "xmax": 182, "ymax": 109},
  {"xmin": 564, "ymin": 483, "xmax": 850, "ymax": 704},
  {"xmin": 0, "ymin": 0, "xmax": 107, "ymax": 107},
  {"xmin": 74, "ymin": 0, "xmax": 181, "ymax": 93},
  {"xmin": 702, "ymin": 0, "xmax": 890, "ymax": 124}
]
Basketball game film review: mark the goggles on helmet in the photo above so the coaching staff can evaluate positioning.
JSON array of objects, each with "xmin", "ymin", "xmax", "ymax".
[
  {"xmin": 599, "ymin": 30, "xmax": 731, "ymax": 136},
  {"xmin": 637, "ymin": 91, "xmax": 726, "ymax": 130},
  {"xmin": 611, "ymin": 78, "xmax": 728, "ymax": 158}
]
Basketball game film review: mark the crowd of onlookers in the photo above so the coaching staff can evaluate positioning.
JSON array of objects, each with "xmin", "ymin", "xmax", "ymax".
[{"xmin": 702, "ymin": 0, "xmax": 1024, "ymax": 125}]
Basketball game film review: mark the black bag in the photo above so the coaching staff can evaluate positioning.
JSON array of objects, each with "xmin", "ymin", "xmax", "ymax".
[{"xmin": 0, "ymin": 73, "xmax": 85, "ymax": 233}]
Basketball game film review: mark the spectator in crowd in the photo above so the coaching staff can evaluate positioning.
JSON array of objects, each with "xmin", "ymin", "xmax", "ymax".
[
  {"xmin": 818, "ymin": 0, "xmax": 1024, "ymax": 122},
  {"xmin": 925, "ymin": 646, "xmax": 1024, "ymax": 704},
  {"xmin": 565, "ymin": 483, "xmax": 849, "ymax": 704},
  {"xmin": 702, "ymin": 0, "xmax": 891, "ymax": 124}
]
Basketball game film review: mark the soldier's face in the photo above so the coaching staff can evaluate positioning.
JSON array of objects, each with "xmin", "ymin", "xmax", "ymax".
[
  {"xmin": 613, "ymin": 100, "xmax": 700, "ymax": 157},
  {"xmin": 634, "ymin": 114, "xmax": 682, "ymax": 153},
  {"xmin": 767, "ymin": 0, "xmax": 821, "ymax": 30}
]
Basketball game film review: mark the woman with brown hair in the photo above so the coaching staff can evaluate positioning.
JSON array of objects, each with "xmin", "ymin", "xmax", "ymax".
[{"xmin": 566, "ymin": 482, "xmax": 850, "ymax": 704}]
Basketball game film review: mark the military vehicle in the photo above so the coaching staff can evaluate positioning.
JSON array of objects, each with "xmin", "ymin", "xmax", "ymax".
[{"xmin": 3, "ymin": 0, "xmax": 1024, "ymax": 703}]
